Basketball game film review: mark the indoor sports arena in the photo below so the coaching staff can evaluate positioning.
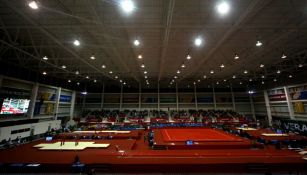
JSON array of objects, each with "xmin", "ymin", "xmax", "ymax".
[{"xmin": 0, "ymin": 0, "xmax": 307, "ymax": 175}]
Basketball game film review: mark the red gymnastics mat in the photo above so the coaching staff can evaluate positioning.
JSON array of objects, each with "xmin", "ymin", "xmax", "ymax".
[{"xmin": 161, "ymin": 128, "xmax": 243, "ymax": 142}]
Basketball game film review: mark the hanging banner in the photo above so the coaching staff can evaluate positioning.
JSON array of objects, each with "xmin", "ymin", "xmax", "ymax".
[
  {"xmin": 275, "ymin": 119, "xmax": 307, "ymax": 135},
  {"xmin": 294, "ymin": 102, "xmax": 305, "ymax": 113}
]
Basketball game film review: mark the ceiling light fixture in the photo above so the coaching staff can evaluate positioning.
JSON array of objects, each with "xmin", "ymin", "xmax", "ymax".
[
  {"xmin": 194, "ymin": 37, "xmax": 202, "ymax": 46},
  {"xmin": 186, "ymin": 54, "xmax": 191, "ymax": 60},
  {"xmin": 77, "ymin": 82, "xmax": 80, "ymax": 85},
  {"xmin": 210, "ymin": 70, "xmax": 214, "ymax": 74},
  {"xmin": 256, "ymin": 40, "xmax": 262, "ymax": 47},
  {"xmin": 101, "ymin": 65, "xmax": 106, "ymax": 69},
  {"xmin": 90, "ymin": 55, "xmax": 95, "ymax": 60},
  {"xmin": 289, "ymin": 75, "xmax": 292, "ymax": 78},
  {"xmin": 134, "ymin": 39, "xmax": 140, "ymax": 46},
  {"xmin": 144, "ymin": 75, "xmax": 147, "ymax": 79},
  {"xmin": 216, "ymin": 1, "xmax": 230, "ymax": 15},
  {"xmin": 244, "ymin": 70, "xmax": 248, "ymax": 74},
  {"xmin": 274, "ymin": 78, "xmax": 277, "ymax": 82},
  {"xmin": 73, "ymin": 39, "xmax": 80, "ymax": 46},
  {"xmin": 203, "ymin": 75, "xmax": 207, "ymax": 79},
  {"xmin": 86, "ymin": 76, "xmax": 89, "ymax": 79},
  {"xmin": 234, "ymin": 54, "xmax": 239, "ymax": 60},
  {"xmin": 42, "ymin": 71, "xmax": 47, "ymax": 75},
  {"xmin": 174, "ymin": 76, "xmax": 178, "ymax": 79},
  {"xmin": 197, "ymin": 79, "xmax": 201, "ymax": 82},
  {"xmin": 220, "ymin": 64, "xmax": 225, "ymax": 68},
  {"xmin": 144, "ymin": 71, "xmax": 147, "ymax": 74},
  {"xmin": 141, "ymin": 63, "xmax": 145, "ymax": 68},
  {"xmin": 43, "ymin": 56, "xmax": 48, "ymax": 60},
  {"xmin": 181, "ymin": 64, "xmax": 186, "ymax": 68},
  {"xmin": 61, "ymin": 65, "xmax": 66, "ymax": 69},
  {"xmin": 277, "ymin": 70, "xmax": 281, "ymax": 74},
  {"xmin": 239, "ymin": 82, "xmax": 242, "ymax": 85},
  {"xmin": 120, "ymin": 80, "xmax": 123, "ymax": 83},
  {"xmin": 224, "ymin": 79, "xmax": 227, "ymax": 82},
  {"xmin": 281, "ymin": 53, "xmax": 287, "ymax": 59},
  {"xmin": 177, "ymin": 70, "xmax": 180, "ymax": 74},
  {"xmin": 120, "ymin": 0, "xmax": 135, "ymax": 14},
  {"xmin": 115, "ymin": 76, "xmax": 118, "ymax": 79},
  {"xmin": 232, "ymin": 75, "xmax": 236, "ymax": 79},
  {"xmin": 262, "ymin": 81, "xmax": 264, "ymax": 84},
  {"xmin": 68, "ymin": 80, "xmax": 71, "ymax": 83},
  {"xmin": 138, "ymin": 55, "xmax": 142, "ymax": 59},
  {"xmin": 109, "ymin": 71, "xmax": 113, "ymax": 74},
  {"xmin": 28, "ymin": 1, "xmax": 38, "ymax": 9},
  {"xmin": 94, "ymin": 79, "xmax": 97, "ymax": 83},
  {"xmin": 260, "ymin": 64, "xmax": 264, "ymax": 68},
  {"xmin": 216, "ymin": 82, "xmax": 219, "ymax": 85},
  {"xmin": 261, "ymin": 75, "xmax": 265, "ymax": 79},
  {"xmin": 249, "ymin": 78, "xmax": 252, "ymax": 82},
  {"xmin": 298, "ymin": 64, "xmax": 303, "ymax": 68},
  {"xmin": 75, "ymin": 70, "xmax": 79, "ymax": 75}
]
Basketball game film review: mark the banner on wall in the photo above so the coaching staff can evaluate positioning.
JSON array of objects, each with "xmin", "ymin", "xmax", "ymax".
[
  {"xmin": 294, "ymin": 102, "xmax": 305, "ymax": 113},
  {"xmin": 275, "ymin": 119, "xmax": 307, "ymax": 135}
]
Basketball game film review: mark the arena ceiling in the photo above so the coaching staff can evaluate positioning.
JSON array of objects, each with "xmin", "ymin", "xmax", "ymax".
[{"xmin": 0, "ymin": 0, "xmax": 307, "ymax": 91}]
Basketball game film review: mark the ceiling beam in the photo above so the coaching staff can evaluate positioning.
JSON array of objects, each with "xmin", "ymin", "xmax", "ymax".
[
  {"xmin": 158, "ymin": 0, "xmax": 175, "ymax": 81},
  {"xmin": 3, "ymin": 0, "xmax": 114, "ymax": 81},
  {"xmin": 179, "ymin": 0, "xmax": 272, "ymax": 82}
]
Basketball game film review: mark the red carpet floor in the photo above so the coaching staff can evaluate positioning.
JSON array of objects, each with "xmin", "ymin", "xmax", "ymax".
[
  {"xmin": 0, "ymin": 129, "xmax": 306, "ymax": 173},
  {"xmin": 162, "ymin": 128, "xmax": 243, "ymax": 142}
]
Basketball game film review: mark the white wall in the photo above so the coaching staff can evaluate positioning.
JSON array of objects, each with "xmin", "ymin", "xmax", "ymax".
[{"xmin": 0, "ymin": 120, "xmax": 61, "ymax": 141}]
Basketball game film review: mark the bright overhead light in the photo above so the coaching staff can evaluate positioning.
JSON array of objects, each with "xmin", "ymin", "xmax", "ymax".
[
  {"xmin": 216, "ymin": 1, "xmax": 230, "ymax": 15},
  {"xmin": 120, "ymin": 0, "xmax": 135, "ymax": 14},
  {"xmin": 277, "ymin": 70, "xmax": 281, "ymax": 74},
  {"xmin": 260, "ymin": 64, "xmax": 264, "ymax": 68},
  {"xmin": 186, "ymin": 54, "xmax": 191, "ymax": 60},
  {"xmin": 210, "ymin": 70, "xmax": 214, "ymax": 74},
  {"xmin": 77, "ymin": 82, "xmax": 80, "ymax": 85},
  {"xmin": 86, "ymin": 76, "xmax": 89, "ymax": 79},
  {"xmin": 298, "ymin": 64, "xmax": 303, "ymax": 68},
  {"xmin": 134, "ymin": 39, "xmax": 140, "ymax": 46},
  {"xmin": 197, "ymin": 79, "xmax": 201, "ymax": 82},
  {"xmin": 74, "ymin": 39, "xmax": 80, "ymax": 46},
  {"xmin": 274, "ymin": 78, "xmax": 277, "ymax": 82},
  {"xmin": 261, "ymin": 75, "xmax": 265, "ymax": 79},
  {"xmin": 144, "ymin": 71, "xmax": 147, "ymax": 74},
  {"xmin": 115, "ymin": 76, "xmax": 118, "ymax": 79},
  {"xmin": 28, "ymin": 1, "xmax": 38, "ymax": 9},
  {"xmin": 42, "ymin": 71, "xmax": 47, "ymax": 75},
  {"xmin": 193, "ymin": 82, "xmax": 196, "ymax": 85},
  {"xmin": 174, "ymin": 76, "xmax": 178, "ymax": 79},
  {"xmin": 102, "ymin": 65, "xmax": 106, "ymax": 69},
  {"xmin": 93, "ymin": 79, "xmax": 97, "ymax": 83},
  {"xmin": 262, "ymin": 81, "xmax": 265, "ymax": 84},
  {"xmin": 234, "ymin": 54, "xmax": 239, "ymax": 60},
  {"xmin": 249, "ymin": 78, "xmax": 252, "ymax": 82},
  {"xmin": 281, "ymin": 53, "xmax": 287, "ymax": 59},
  {"xmin": 119, "ymin": 80, "xmax": 123, "ymax": 83},
  {"xmin": 109, "ymin": 71, "xmax": 113, "ymax": 74},
  {"xmin": 224, "ymin": 79, "xmax": 227, "ymax": 82},
  {"xmin": 90, "ymin": 55, "xmax": 95, "ymax": 60},
  {"xmin": 138, "ymin": 55, "xmax": 143, "ymax": 59},
  {"xmin": 61, "ymin": 65, "xmax": 66, "ymax": 69},
  {"xmin": 244, "ymin": 70, "xmax": 248, "ymax": 74},
  {"xmin": 239, "ymin": 82, "xmax": 242, "ymax": 85},
  {"xmin": 141, "ymin": 63, "xmax": 145, "ymax": 68},
  {"xmin": 256, "ymin": 40, "xmax": 262, "ymax": 47},
  {"xmin": 123, "ymin": 82, "xmax": 126, "ymax": 85},
  {"xmin": 81, "ymin": 91, "xmax": 87, "ymax": 95},
  {"xmin": 194, "ymin": 37, "xmax": 202, "ymax": 46},
  {"xmin": 203, "ymin": 75, "xmax": 207, "ymax": 79},
  {"xmin": 68, "ymin": 80, "xmax": 71, "ymax": 83},
  {"xmin": 181, "ymin": 64, "xmax": 186, "ymax": 68},
  {"xmin": 220, "ymin": 64, "xmax": 225, "ymax": 68},
  {"xmin": 75, "ymin": 70, "xmax": 80, "ymax": 75},
  {"xmin": 177, "ymin": 70, "xmax": 180, "ymax": 74},
  {"xmin": 289, "ymin": 75, "xmax": 292, "ymax": 78},
  {"xmin": 144, "ymin": 75, "xmax": 147, "ymax": 79},
  {"xmin": 43, "ymin": 56, "xmax": 48, "ymax": 60},
  {"xmin": 232, "ymin": 75, "xmax": 236, "ymax": 79}
]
